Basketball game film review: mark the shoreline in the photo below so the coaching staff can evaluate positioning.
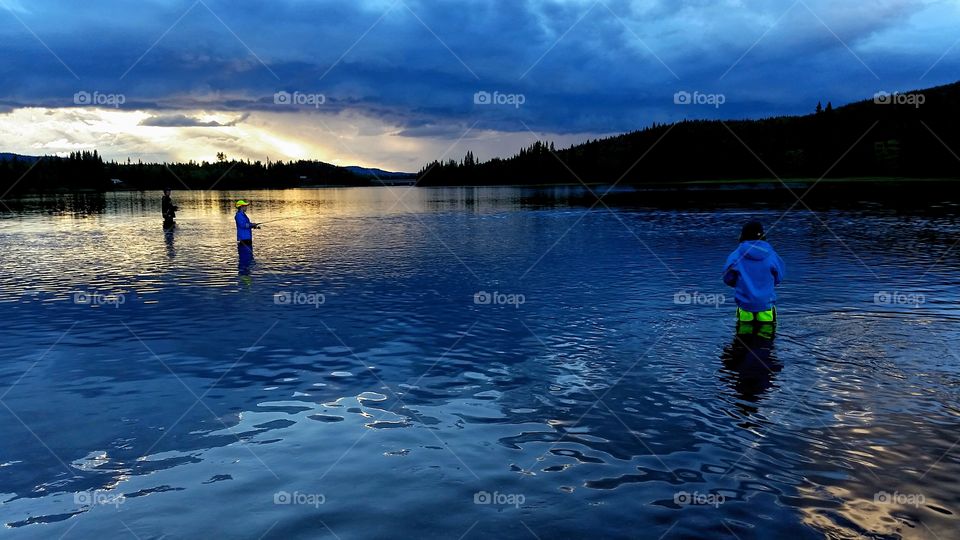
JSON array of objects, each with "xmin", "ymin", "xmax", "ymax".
[{"xmin": 3, "ymin": 177, "xmax": 959, "ymax": 197}]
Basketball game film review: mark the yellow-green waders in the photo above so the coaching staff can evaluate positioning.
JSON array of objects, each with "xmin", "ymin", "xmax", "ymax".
[
  {"xmin": 736, "ymin": 306, "xmax": 777, "ymax": 338},
  {"xmin": 736, "ymin": 306, "xmax": 776, "ymax": 323}
]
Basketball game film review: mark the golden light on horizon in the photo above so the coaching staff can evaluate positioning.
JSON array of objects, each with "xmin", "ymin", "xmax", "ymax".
[{"xmin": 0, "ymin": 106, "xmax": 607, "ymax": 173}]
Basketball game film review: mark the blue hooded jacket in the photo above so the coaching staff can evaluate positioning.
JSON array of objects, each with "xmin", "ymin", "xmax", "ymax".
[
  {"xmin": 723, "ymin": 240, "xmax": 785, "ymax": 312},
  {"xmin": 236, "ymin": 210, "xmax": 254, "ymax": 241}
]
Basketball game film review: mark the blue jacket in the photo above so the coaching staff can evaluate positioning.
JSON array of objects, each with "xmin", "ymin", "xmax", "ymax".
[
  {"xmin": 723, "ymin": 240, "xmax": 785, "ymax": 312},
  {"xmin": 236, "ymin": 211, "xmax": 254, "ymax": 241}
]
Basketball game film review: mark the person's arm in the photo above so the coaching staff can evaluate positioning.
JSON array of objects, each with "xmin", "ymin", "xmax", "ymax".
[
  {"xmin": 722, "ymin": 252, "xmax": 739, "ymax": 286},
  {"xmin": 772, "ymin": 254, "xmax": 785, "ymax": 285},
  {"xmin": 723, "ymin": 267, "xmax": 738, "ymax": 287}
]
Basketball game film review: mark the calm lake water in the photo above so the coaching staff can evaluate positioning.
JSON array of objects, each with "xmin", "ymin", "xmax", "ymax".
[{"xmin": 1, "ymin": 187, "xmax": 959, "ymax": 539}]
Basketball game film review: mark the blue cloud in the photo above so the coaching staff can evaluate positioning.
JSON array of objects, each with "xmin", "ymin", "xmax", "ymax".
[
  {"xmin": 0, "ymin": 0, "xmax": 957, "ymax": 139},
  {"xmin": 138, "ymin": 112, "xmax": 249, "ymax": 127}
]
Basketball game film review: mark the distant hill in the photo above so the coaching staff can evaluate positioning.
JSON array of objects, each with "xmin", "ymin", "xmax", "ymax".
[
  {"xmin": 418, "ymin": 81, "xmax": 960, "ymax": 187},
  {"xmin": 345, "ymin": 166, "xmax": 416, "ymax": 179},
  {"xmin": 0, "ymin": 153, "xmax": 39, "ymax": 163},
  {"xmin": 0, "ymin": 153, "xmax": 407, "ymax": 193},
  {"xmin": 0, "ymin": 151, "xmax": 386, "ymax": 193}
]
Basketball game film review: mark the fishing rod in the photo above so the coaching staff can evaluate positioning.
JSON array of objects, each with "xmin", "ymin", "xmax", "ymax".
[{"xmin": 255, "ymin": 217, "xmax": 306, "ymax": 225}]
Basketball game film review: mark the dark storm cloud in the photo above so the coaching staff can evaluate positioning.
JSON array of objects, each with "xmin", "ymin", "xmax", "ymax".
[
  {"xmin": 0, "ymin": 0, "xmax": 955, "ymax": 135},
  {"xmin": 138, "ymin": 112, "xmax": 249, "ymax": 127}
]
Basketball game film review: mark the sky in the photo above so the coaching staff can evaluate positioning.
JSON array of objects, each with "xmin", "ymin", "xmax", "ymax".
[{"xmin": 0, "ymin": 0, "xmax": 958, "ymax": 172}]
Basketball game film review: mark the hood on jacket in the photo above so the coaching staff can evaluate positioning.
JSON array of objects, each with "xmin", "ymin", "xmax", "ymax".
[{"xmin": 737, "ymin": 240, "xmax": 774, "ymax": 261}]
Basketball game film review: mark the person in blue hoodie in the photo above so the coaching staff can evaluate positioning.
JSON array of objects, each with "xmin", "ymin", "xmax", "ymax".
[
  {"xmin": 723, "ymin": 221, "xmax": 785, "ymax": 324},
  {"xmin": 235, "ymin": 199, "xmax": 260, "ymax": 251}
]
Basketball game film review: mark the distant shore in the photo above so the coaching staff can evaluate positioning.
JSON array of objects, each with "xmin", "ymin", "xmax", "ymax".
[{"xmin": 3, "ymin": 177, "xmax": 958, "ymax": 201}]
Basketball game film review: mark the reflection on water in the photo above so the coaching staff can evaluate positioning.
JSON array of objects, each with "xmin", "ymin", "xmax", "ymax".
[
  {"xmin": 238, "ymin": 244, "xmax": 254, "ymax": 277},
  {"xmin": 720, "ymin": 323, "xmax": 782, "ymax": 426},
  {"xmin": 163, "ymin": 227, "xmax": 176, "ymax": 261},
  {"xmin": 1, "ymin": 188, "xmax": 959, "ymax": 539}
]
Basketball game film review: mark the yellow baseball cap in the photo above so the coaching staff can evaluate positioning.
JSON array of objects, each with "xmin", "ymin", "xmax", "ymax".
[{"xmin": 236, "ymin": 199, "xmax": 249, "ymax": 207}]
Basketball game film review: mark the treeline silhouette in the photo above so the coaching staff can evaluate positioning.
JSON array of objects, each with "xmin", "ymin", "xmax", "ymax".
[
  {"xmin": 418, "ymin": 81, "xmax": 960, "ymax": 186},
  {"xmin": 0, "ymin": 153, "xmax": 370, "ymax": 194},
  {"xmin": 4, "ymin": 82, "xmax": 958, "ymax": 195}
]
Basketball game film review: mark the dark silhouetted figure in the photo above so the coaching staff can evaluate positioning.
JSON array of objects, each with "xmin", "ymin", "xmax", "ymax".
[{"xmin": 162, "ymin": 188, "xmax": 178, "ymax": 229}]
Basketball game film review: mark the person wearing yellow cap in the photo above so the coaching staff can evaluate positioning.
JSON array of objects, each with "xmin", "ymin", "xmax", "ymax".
[{"xmin": 235, "ymin": 199, "xmax": 260, "ymax": 252}]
